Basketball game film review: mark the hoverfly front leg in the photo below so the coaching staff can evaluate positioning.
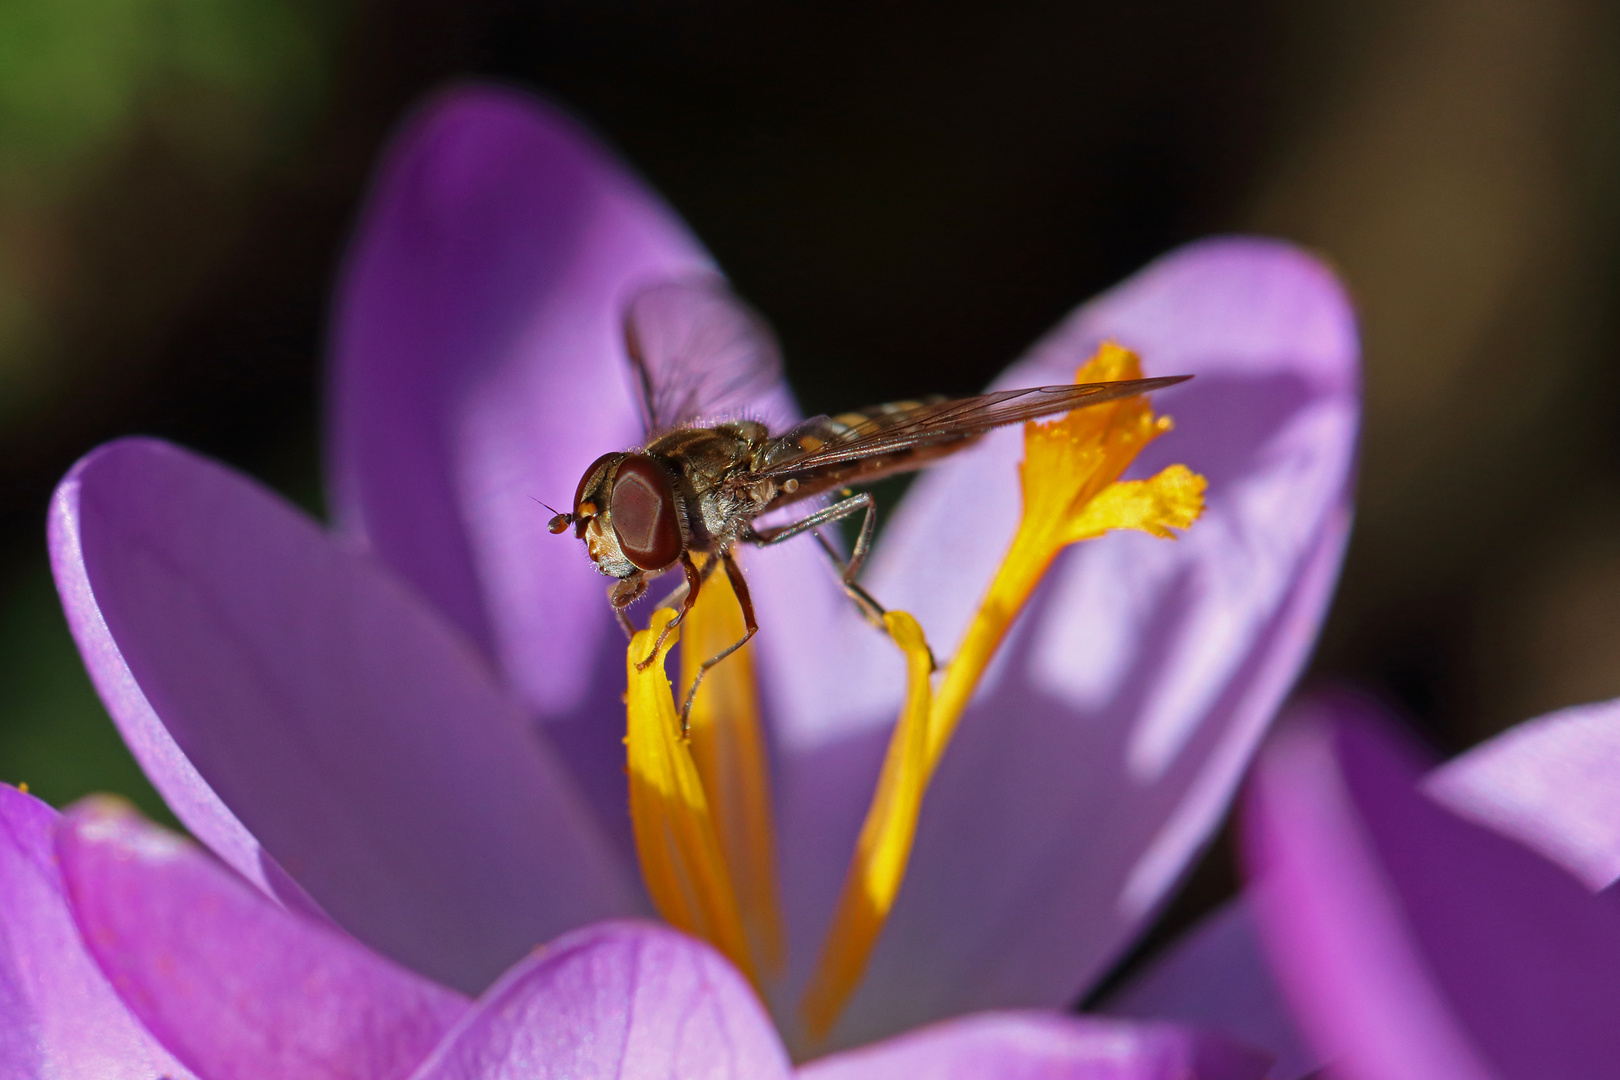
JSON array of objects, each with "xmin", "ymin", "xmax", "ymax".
[
  {"xmin": 746, "ymin": 492, "xmax": 888, "ymax": 628},
  {"xmin": 677, "ymin": 547, "xmax": 759, "ymax": 736},
  {"xmin": 609, "ymin": 573, "xmax": 648, "ymax": 640},
  {"xmin": 637, "ymin": 551, "xmax": 704, "ymax": 671}
]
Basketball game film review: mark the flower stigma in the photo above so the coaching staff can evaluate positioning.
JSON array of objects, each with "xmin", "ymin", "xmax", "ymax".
[{"xmin": 622, "ymin": 341, "xmax": 1206, "ymax": 1038}]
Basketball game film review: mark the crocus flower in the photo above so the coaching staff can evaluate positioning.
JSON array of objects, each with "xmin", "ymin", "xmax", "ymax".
[
  {"xmin": 1240, "ymin": 691, "xmax": 1620, "ymax": 1079},
  {"xmin": 0, "ymin": 783, "xmax": 1274, "ymax": 1077},
  {"xmin": 36, "ymin": 80, "xmax": 1358, "ymax": 1066}
]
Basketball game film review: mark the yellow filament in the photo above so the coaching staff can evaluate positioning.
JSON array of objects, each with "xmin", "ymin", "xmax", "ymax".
[
  {"xmin": 800, "ymin": 341, "xmax": 1207, "ymax": 1038},
  {"xmin": 800, "ymin": 611, "xmax": 935, "ymax": 1041},
  {"xmin": 625, "ymin": 608, "xmax": 757, "ymax": 984},
  {"xmin": 680, "ymin": 558, "xmax": 786, "ymax": 977}
]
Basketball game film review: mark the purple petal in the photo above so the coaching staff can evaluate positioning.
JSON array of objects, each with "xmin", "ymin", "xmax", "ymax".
[
  {"xmin": 799, "ymin": 1012, "xmax": 1271, "ymax": 1080},
  {"xmin": 770, "ymin": 238, "xmax": 1358, "ymax": 1044},
  {"xmin": 1103, "ymin": 899, "xmax": 1318, "ymax": 1080},
  {"xmin": 1243, "ymin": 693, "xmax": 1620, "ymax": 1080},
  {"xmin": 49, "ymin": 437, "xmax": 640, "ymax": 994},
  {"xmin": 1426, "ymin": 697, "xmax": 1620, "ymax": 890},
  {"xmin": 57, "ymin": 797, "xmax": 468, "ymax": 1080},
  {"xmin": 0, "ymin": 785, "xmax": 197, "ymax": 1079},
  {"xmin": 410, "ymin": 922, "xmax": 792, "ymax": 1080},
  {"xmin": 329, "ymin": 85, "xmax": 794, "ymax": 842}
]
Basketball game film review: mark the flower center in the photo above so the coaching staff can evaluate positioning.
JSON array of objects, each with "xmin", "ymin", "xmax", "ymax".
[{"xmin": 622, "ymin": 342, "xmax": 1207, "ymax": 1037}]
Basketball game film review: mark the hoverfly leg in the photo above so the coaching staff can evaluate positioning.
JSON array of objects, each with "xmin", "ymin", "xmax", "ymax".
[
  {"xmin": 841, "ymin": 488, "xmax": 878, "ymax": 582},
  {"xmin": 609, "ymin": 573, "xmax": 648, "ymax": 641},
  {"xmin": 747, "ymin": 492, "xmax": 873, "ymax": 550},
  {"xmin": 810, "ymin": 530, "xmax": 888, "ymax": 628},
  {"xmin": 637, "ymin": 551, "xmax": 703, "ymax": 671},
  {"xmin": 678, "ymin": 547, "xmax": 759, "ymax": 737},
  {"xmin": 653, "ymin": 549, "xmax": 725, "ymax": 613},
  {"xmin": 748, "ymin": 493, "xmax": 888, "ymax": 630}
]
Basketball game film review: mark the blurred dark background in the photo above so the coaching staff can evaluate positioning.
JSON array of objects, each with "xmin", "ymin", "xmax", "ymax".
[{"xmin": 1, "ymin": 0, "xmax": 1617, "ymax": 944}]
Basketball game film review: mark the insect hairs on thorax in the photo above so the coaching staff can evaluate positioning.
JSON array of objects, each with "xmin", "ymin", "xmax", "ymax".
[{"xmin": 644, "ymin": 419, "xmax": 777, "ymax": 552}]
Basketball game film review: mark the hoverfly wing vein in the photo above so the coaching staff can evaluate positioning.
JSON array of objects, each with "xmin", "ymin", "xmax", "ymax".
[
  {"xmin": 623, "ymin": 278, "xmax": 783, "ymax": 437},
  {"xmin": 754, "ymin": 374, "xmax": 1190, "ymax": 478}
]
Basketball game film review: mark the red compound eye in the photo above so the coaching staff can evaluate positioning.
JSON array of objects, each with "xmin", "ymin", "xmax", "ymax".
[{"xmin": 610, "ymin": 455, "xmax": 682, "ymax": 571}]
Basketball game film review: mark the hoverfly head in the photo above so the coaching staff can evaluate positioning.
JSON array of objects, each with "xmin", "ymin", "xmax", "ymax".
[{"xmin": 557, "ymin": 451, "xmax": 684, "ymax": 578}]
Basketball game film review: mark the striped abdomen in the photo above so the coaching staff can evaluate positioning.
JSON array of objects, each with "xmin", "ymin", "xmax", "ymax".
[{"xmin": 760, "ymin": 396, "xmax": 981, "ymax": 509}]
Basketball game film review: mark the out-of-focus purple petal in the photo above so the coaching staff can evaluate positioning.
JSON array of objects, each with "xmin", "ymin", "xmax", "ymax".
[
  {"xmin": 1244, "ymin": 693, "xmax": 1620, "ymax": 1080},
  {"xmin": 0, "ymin": 786, "xmax": 197, "ymax": 1079},
  {"xmin": 57, "ymin": 797, "xmax": 468, "ymax": 1080},
  {"xmin": 770, "ymin": 238, "xmax": 1358, "ymax": 1045},
  {"xmin": 329, "ymin": 85, "xmax": 796, "ymax": 843},
  {"xmin": 410, "ymin": 922, "xmax": 792, "ymax": 1080},
  {"xmin": 799, "ymin": 1012, "xmax": 1271, "ymax": 1080},
  {"xmin": 49, "ymin": 437, "xmax": 640, "ymax": 994},
  {"xmin": 1425, "ymin": 697, "xmax": 1620, "ymax": 890},
  {"xmin": 1103, "ymin": 899, "xmax": 1318, "ymax": 1080}
]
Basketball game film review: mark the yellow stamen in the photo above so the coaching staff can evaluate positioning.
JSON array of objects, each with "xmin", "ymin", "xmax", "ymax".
[
  {"xmin": 625, "ymin": 608, "xmax": 757, "ymax": 984},
  {"xmin": 800, "ymin": 611, "xmax": 934, "ymax": 1041},
  {"xmin": 800, "ymin": 341, "xmax": 1207, "ymax": 1038},
  {"xmin": 680, "ymin": 557, "xmax": 786, "ymax": 976}
]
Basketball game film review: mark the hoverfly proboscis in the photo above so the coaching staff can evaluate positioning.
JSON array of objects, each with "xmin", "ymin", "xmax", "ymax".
[{"xmin": 547, "ymin": 278, "xmax": 1190, "ymax": 729}]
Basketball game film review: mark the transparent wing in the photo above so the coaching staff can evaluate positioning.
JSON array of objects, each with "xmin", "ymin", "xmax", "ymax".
[
  {"xmin": 757, "ymin": 375, "xmax": 1191, "ymax": 478},
  {"xmin": 623, "ymin": 277, "xmax": 784, "ymax": 437}
]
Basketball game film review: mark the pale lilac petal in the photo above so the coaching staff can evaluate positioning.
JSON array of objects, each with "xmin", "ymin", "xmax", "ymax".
[
  {"xmin": 1244, "ymin": 694, "xmax": 1620, "ymax": 1080},
  {"xmin": 329, "ymin": 85, "xmax": 798, "ymax": 842},
  {"xmin": 1425, "ymin": 697, "xmax": 1620, "ymax": 890},
  {"xmin": 771, "ymin": 238, "xmax": 1358, "ymax": 1045},
  {"xmin": 49, "ymin": 437, "xmax": 640, "ymax": 994},
  {"xmin": 57, "ymin": 797, "xmax": 467, "ymax": 1080},
  {"xmin": 0, "ymin": 786, "xmax": 197, "ymax": 1079},
  {"xmin": 1103, "ymin": 899, "xmax": 1318, "ymax": 1080},
  {"xmin": 410, "ymin": 922, "xmax": 792, "ymax": 1080},
  {"xmin": 799, "ymin": 1012, "xmax": 1271, "ymax": 1080}
]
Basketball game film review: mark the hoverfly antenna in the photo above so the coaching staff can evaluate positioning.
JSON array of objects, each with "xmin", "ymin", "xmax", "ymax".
[{"xmin": 534, "ymin": 497, "xmax": 574, "ymax": 535}]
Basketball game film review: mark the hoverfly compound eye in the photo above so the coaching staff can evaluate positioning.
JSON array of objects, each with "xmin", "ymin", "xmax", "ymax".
[{"xmin": 609, "ymin": 455, "xmax": 683, "ymax": 571}]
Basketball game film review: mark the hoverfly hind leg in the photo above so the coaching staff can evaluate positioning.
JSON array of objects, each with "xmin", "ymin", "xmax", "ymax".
[
  {"xmin": 748, "ymin": 492, "xmax": 895, "ymax": 634},
  {"xmin": 810, "ymin": 531, "xmax": 888, "ymax": 629}
]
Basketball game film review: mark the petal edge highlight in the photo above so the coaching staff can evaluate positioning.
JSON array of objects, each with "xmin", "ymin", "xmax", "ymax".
[{"xmin": 50, "ymin": 436, "xmax": 640, "ymax": 994}]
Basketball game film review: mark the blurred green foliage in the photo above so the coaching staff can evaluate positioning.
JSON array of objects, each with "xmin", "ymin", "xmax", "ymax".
[
  {"xmin": 0, "ymin": 0, "xmax": 343, "ymax": 423},
  {"xmin": 0, "ymin": 0, "xmax": 327, "ymax": 171},
  {"xmin": 0, "ymin": 0, "xmax": 344, "ymax": 812}
]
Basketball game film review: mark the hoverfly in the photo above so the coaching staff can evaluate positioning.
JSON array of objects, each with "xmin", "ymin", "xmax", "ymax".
[{"xmin": 548, "ymin": 278, "xmax": 1189, "ymax": 725}]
